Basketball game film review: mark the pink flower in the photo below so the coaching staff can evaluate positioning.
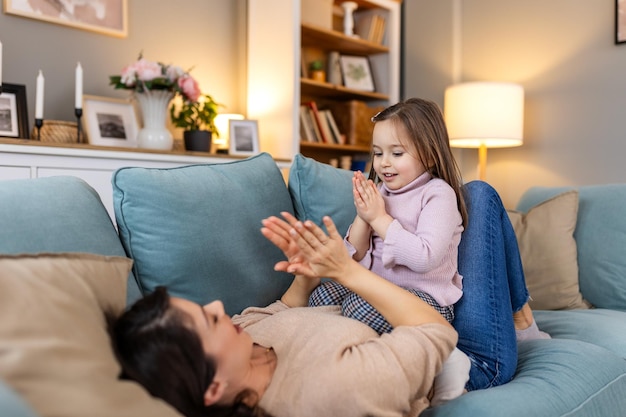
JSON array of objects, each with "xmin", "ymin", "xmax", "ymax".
[
  {"xmin": 120, "ymin": 64, "xmax": 137, "ymax": 87},
  {"xmin": 166, "ymin": 65, "xmax": 185, "ymax": 82},
  {"xmin": 134, "ymin": 58, "xmax": 163, "ymax": 82},
  {"xmin": 178, "ymin": 75, "xmax": 201, "ymax": 102}
]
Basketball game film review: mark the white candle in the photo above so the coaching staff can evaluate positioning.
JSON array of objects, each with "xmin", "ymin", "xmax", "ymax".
[
  {"xmin": 0, "ymin": 41, "xmax": 3, "ymax": 89},
  {"xmin": 75, "ymin": 62, "xmax": 83, "ymax": 109},
  {"xmin": 35, "ymin": 70, "xmax": 44, "ymax": 119}
]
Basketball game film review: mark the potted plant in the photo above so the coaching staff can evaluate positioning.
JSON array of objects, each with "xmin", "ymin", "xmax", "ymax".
[
  {"xmin": 170, "ymin": 93, "xmax": 222, "ymax": 152},
  {"xmin": 309, "ymin": 60, "xmax": 326, "ymax": 83}
]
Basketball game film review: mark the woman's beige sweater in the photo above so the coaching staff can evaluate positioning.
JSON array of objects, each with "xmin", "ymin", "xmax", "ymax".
[{"xmin": 233, "ymin": 301, "xmax": 457, "ymax": 417}]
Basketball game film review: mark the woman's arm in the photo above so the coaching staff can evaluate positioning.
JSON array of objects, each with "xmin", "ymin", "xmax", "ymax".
[{"xmin": 265, "ymin": 213, "xmax": 451, "ymax": 329}]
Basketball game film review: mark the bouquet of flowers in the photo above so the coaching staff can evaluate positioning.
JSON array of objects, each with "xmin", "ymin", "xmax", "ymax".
[{"xmin": 110, "ymin": 54, "xmax": 202, "ymax": 102}]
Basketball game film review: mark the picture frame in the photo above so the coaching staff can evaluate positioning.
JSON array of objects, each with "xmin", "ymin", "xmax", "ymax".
[
  {"xmin": 3, "ymin": 0, "xmax": 128, "ymax": 38},
  {"xmin": 339, "ymin": 55, "xmax": 375, "ymax": 92},
  {"xmin": 0, "ymin": 83, "xmax": 29, "ymax": 139},
  {"xmin": 229, "ymin": 119, "xmax": 260, "ymax": 156},
  {"xmin": 617, "ymin": 0, "xmax": 626, "ymax": 44},
  {"xmin": 82, "ymin": 95, "xmax": 138, "ymax": 148}
]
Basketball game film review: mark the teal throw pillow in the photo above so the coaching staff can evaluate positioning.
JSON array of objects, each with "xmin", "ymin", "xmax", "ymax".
[
  {"xmin": 288, "ymin": 154, "xmax": 356, "ymax": 237},
  {"xmin": 112, "ymin": 153, "xmax": 295, "ymax": 315}
]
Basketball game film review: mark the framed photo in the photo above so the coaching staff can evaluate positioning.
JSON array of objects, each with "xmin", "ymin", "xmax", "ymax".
[
  {"xmin": 339, "ymin": 55, "xmax": 375, "ymax": 92},
  {"xmin": 617, "ymin": 0, "xmax": 626, "ymax": 43},
  {"xmin": 82, "ymin": 95, "xmax": 138, "ymax": 148},
  {"xmin": 229, "ymin": 119, "xmax": 259, "ymax": 156},
  {"xmin": 3, "ymin": 0, "xmax": 128, "ymax": 38},
  {"xmin": 0, "ymin": 83, "xmax": 29, "ymax": 139}
]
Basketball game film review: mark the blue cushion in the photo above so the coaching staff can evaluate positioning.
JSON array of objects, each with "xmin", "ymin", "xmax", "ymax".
[
  {"xmin": 0, "ymin": 379, "xmax": 38, "ymax": 417},
  {"xmin": 535, "ymin": 309, "xmax": 626, "ymax": 359},
  {"xmin": 423, "ymin": 339, "xmax": 626, "ymax": 417},
  {"xmin": 288, "ymin": 154, "xmax": 356, "ymax": 236},
  {"xmin": 0, "ymin": 176, "xmax": 141, "ymax": 305},
  {"xmin": 517, "ymin": 184, "xmax": 626, "ymax": 310},
  {"xmin": 112, "ymin": 153, "xmax": 295, "ymax": 315}
]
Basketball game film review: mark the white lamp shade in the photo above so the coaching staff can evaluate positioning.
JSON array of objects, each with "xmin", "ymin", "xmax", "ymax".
[{"xmin": 444, "ymin": 82, "xmax": 524, "ymax": 148}]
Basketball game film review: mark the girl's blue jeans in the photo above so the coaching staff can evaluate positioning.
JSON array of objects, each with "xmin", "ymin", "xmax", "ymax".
[{"xmin": 455, "ymin": 181, "xmax": 529, "ymax": 390}]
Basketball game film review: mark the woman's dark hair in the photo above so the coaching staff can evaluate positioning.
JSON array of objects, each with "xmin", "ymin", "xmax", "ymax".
[
  {"xmin": 371, "ymin": 98, "xmax": 468, "ymax": 227},
  {"xmin": 109, "ymin": 286, "xmax": 272, "ymax": 417}
]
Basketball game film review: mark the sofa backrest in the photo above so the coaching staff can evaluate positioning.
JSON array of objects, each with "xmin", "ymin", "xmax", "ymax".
[
  {"xmin": 0, "ymin": 176, "xmax": 142, "ymax": 305},
  {"xmin": 517, "ymin": 184, "xmax": 626, "ymax": 311}
]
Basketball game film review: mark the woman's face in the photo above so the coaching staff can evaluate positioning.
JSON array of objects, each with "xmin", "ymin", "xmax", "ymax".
[{"xmin": 170, "ymin": 297, "xmax": 253, "ymax": 381}]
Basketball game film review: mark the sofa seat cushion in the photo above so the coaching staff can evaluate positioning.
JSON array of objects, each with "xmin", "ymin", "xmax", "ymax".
[
  {"xmin": 517, "ymin": 184, "xmax": 626, "ymax": 310},
  {"xmin": 0, "ymin": 253, "xmax": 181, "ymax": 417},
  {"xmin": 0, "ymin": 176, "xmax": 142, "ymax": 305},
  {"xmin": 534, "ymin": 309, "xmax": 626, "ymax": 359},
  {"xmin": 112, "ymin": 153, "xmax": 295, "ymax": 315},
  {"xmin": 422, "ymin": 339, "xmax": 626, "ymax": 417}
]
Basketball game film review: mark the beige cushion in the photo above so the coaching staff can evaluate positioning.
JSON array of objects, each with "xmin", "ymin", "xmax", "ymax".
[
  {"xmin": 0, "ymin": 253, "xmax": 182, "ymax": 417},
  {"xmin": 507, "ymin": 191, "xmax": 591, "ymax": 310}
]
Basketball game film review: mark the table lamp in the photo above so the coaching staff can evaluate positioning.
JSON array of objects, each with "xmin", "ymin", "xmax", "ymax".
[
  {"xmin": 444, "ymin": 81, "xmax": 524, "ymax": 181},
  {"xmin": 214, "ymin": 113, "xmax": 244, "ymax": 153}
]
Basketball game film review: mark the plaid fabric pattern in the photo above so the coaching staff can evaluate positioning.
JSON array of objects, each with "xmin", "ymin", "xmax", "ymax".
[{"xmin": 309, "ymin": 280, "xmax": 455, "ymax": 335}]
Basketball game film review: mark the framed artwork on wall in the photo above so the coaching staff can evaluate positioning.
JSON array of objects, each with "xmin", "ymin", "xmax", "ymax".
[
  {"xmin": 229, "ymin": 119, "xmax": 259, "ymax": 156},
  {"xmin": 3, "ymin": 0, "xmax": 128, "ymax": 38},
  {"xmin": 339, "ymin": 55, "xmax": 375, "ymax": 92},
  {"xmin": 82, "ymin": 95, "xmax": 138, "ymax": 148},
  {"xmin": 616, "ymin": 0, "xmax": 626, "ymax": 43},
  {"xmin": 0, "ymin": 83, "xmax": 29, "ymax": 139}
]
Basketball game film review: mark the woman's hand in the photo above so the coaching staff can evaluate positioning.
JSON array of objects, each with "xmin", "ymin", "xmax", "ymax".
[
  {"xmin": 286, "ymin": 216, "xmax": 353, "ymax": 280},
  {"xmin": 261, "ymin": 212, "xmax": 303, "ymax": 272},
  {"xmin": 261, "ymin": 212, "xmax": 321, "ymax": 307},
  {"xmin": 352, "ymin": 171, "xmax": 393, "ymax": 238}
]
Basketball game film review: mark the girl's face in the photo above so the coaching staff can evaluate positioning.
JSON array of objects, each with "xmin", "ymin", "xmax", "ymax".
[
  {"xmin": 371, "ymin": 119, "xmax": 426, "ymax": 190},
  {"xmin": 170, "ymin": 297, "xmax": 253, "ymax": 383}
]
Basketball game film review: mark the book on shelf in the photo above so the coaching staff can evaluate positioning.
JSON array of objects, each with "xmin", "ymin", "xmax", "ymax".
[
  {"xmin": 299, "ymin": 105, "xmax": 320, "ymax": 142},
  {"xmin": 303, "ymin": 101, "xmax": 330, "ymax": 143},
  {"xmin": 317, "ymin": 109, "xmax": 338, "ymax": 144},
  {"xmin": 322, "ymin": 109, "xmax": 344, "ymax": 145},
  {"xmin": 354, "ymin": 10, "xmax": 386, "ymax": 45}
]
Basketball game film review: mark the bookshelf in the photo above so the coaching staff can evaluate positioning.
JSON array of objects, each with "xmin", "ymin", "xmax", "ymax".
[{"xmin": 246, "ymin": 0, "xmax": 401, "ymax": 166}]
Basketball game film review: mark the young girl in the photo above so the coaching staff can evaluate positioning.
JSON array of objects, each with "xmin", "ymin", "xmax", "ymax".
[{"xmin": 309, "ymin": 98, "xmax": 471, "ymax": 406}]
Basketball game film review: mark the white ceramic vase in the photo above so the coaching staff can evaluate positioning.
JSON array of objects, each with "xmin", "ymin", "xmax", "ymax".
[
  {"xmin": 341, "ymin": 1, "xmax": 358, "ymax": 37},
  {"xmin": 135, "ymin": 89, "xmax": 174, "ymax": 150}
]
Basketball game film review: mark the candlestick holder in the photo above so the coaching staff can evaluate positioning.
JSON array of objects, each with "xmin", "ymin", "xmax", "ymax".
[
  {"xmin": 34, "ymin": 118, "xmax": 44, "ymax": 141},
  {"xmin": 75, "ymin": 108, "xmax": 83, "ymax": 144}
]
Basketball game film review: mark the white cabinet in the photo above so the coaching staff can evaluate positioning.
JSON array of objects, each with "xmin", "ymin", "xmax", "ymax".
[{"xmin": 0, "ymin": 141, "xmax": 290, "ymax": 222}]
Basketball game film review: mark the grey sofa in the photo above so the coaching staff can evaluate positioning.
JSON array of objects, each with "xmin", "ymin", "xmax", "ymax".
[{"xmin": 0, "ymin": 152, "xmax": 625, "ymax": 416}]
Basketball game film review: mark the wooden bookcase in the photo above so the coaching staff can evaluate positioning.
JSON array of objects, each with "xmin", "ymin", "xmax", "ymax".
[{"xmin": 246, "ymin": 0, "xmax": 401, "ymax": 166}]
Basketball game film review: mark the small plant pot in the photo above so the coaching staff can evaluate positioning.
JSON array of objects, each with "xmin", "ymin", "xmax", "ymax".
[
  {"xmin": 310, "ymin": 70, "xmax": 326, "ymax": 83},
  {"xmin": 184, "ymin": 130, "xmax": 212, "ymax": 152}
]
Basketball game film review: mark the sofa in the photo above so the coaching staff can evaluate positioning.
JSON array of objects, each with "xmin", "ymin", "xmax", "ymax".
[{"xmin": 0, "ymin": 152, "xmax": 625, "ymax": 417}]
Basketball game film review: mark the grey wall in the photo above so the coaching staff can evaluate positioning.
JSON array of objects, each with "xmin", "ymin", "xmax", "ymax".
[
  {"xmin": 404, "ymin": 0, "xmax": 626, "ymax": 208},
  {"xmin": 0, "ymin": 0, "xmax": 246, "ymax": 138}
]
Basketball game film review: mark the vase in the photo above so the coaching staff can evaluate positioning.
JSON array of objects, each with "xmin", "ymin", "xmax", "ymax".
[
  {"xmin": 184, "ymin": 130, "xmax": 212, "ymax": 152},
  {"xmin": 134, "ymin": 90, "xmax": 174, "ymax": 150}
]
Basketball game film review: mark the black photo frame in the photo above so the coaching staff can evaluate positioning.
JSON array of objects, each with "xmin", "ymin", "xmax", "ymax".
[
  {"xmin": 0, "ymin": 83, "xmax": 29, "ymax": 139},
  {"xmin": 616, "ymin": 0, "xmax": 626, "ymax": 44}
]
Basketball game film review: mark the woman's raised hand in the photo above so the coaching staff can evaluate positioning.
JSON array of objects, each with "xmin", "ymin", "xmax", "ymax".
[{"xmin": 262, "ymin": 213, "xmax": 352, "ymax": 280}]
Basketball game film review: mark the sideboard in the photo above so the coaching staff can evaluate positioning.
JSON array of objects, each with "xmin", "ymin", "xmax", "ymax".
[{"xmin": 0, "ymin": 139, "xmax": 291, "ymax": 223}]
